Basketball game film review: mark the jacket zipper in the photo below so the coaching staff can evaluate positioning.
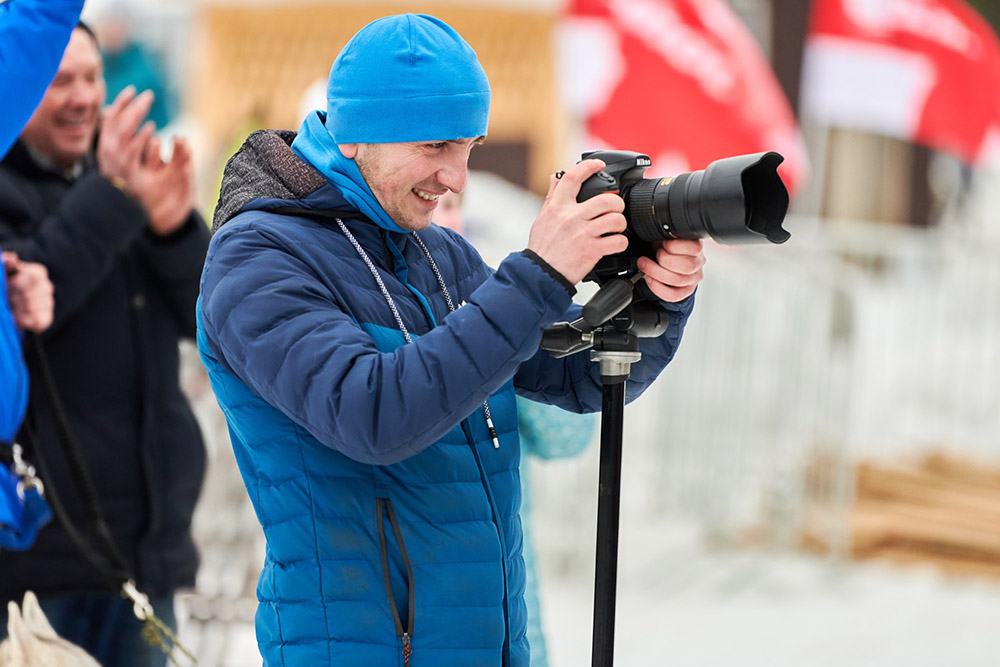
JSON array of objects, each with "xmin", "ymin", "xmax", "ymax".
[
  {"xmin": 460, "ymin": 420, "xmax": 511, "ymax": 666},
  {"xmin": 376, "ymin": 497, "xmax": 415, "ymax": 665}
]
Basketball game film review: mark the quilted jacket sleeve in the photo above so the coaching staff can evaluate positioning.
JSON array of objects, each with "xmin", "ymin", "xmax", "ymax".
[
  {"xmin": 0, "ymin": 0, "xmax": 86, "ymax": 158},
  {"xmin": 199, "ymin": 219, "xmax": 578, "ymax": 466}
]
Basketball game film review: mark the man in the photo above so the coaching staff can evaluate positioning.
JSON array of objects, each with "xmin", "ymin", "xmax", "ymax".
[
  {"xmin": 0, "ymin": 22, "xmax": 209, "ymax": 667},
  {"xmin": 96, "ymin": 5, "xmax": 176, "ymax": 131},
  {"xmin": 198, "ymin": 13, "xmax": 705, "ymax": 666}
]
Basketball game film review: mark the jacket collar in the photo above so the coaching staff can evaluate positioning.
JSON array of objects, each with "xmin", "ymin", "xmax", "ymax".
[
  {"xmin": 290, "ymin": 110, "xmax": 407, "ymax": 234},
  {"xmin": 2, "ymin": 140, "xmax": 93, "ymax": 183}
]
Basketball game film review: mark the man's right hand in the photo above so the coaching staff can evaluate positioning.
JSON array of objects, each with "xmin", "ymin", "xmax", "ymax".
[
  {"xmin": 96, "ymin": 87, "xmax": 195, "ymax": 236},
  {"xmin": 526, "ymin": 160, "xmax": 629, "ymax": 285}
]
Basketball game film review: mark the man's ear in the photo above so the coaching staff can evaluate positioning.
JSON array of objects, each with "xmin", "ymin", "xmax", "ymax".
[{"xmin": 337, "ymin": 143, "xmax": 358, "ymax": 159}]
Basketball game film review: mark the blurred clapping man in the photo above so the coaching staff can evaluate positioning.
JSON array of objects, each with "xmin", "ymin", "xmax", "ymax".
[{"xmin": 0, "ymin": 21, "xmax": 209, "ymax": 667}]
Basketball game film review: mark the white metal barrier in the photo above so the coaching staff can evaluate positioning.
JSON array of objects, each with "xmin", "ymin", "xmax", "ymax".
[{"xmin": 532, "ymin": 215, "xmax": 1000, "ymax": 569}]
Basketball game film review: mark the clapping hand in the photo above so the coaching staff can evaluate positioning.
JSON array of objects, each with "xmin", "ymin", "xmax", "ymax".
[{"xmin": 97, "ymin": 86, "xmax": 195, "ymax": 236}]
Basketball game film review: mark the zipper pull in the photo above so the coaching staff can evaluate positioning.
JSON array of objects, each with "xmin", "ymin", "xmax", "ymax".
[
  {"xmin": 483, "ymin": 401, "xmax": 500, "ymax": 449},
  {"xmin": 485, "ymin": 415, "xmax": 500, "ymax": 449},
  {"xmin": 402, "ymin": 632, "xmax": 412, "ymax": 665}
]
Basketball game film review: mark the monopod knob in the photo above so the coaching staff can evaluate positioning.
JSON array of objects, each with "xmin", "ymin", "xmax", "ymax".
[
  {"xmin": 582, "ymin": 278, "xmax": 634, "ymax": 328},
  {"xmin": 541, "ymin": 322, "xmax": 592, "ymax": 358}
]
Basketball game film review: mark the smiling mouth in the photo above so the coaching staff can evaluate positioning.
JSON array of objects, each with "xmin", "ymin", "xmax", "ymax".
[
  {"xmin": 55, "ymin": 118, "xmax": 94, "ymax": 132},
  {"xmin": 412, "ymin": 188, "xmax": 441, "ymax": 202}
]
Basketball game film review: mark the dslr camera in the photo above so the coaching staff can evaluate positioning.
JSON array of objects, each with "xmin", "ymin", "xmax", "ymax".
[
  {"xmin": 543, "ymin": 150, "xmax": 790, "ymax": 354},
  {"xmin": 577, "ymin": 149, "xmax": 789, "ymax": 284}
]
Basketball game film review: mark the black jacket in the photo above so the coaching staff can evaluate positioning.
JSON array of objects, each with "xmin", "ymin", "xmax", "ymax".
[{"xmin": 0, "ymin": 141, "xmax": 208, "ymax": 598}]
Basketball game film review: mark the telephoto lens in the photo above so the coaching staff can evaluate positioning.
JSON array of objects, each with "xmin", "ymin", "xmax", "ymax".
[
  {"xmin": 576, "ymin": 149, "xmax": 790, "ymax": 246},
  {"xmin": 625, "ymin": 152, "xmax": 790, "ymax": 245}
]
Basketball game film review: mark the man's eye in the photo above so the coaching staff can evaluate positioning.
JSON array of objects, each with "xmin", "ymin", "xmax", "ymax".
[{"xmin": 426, "ymin": 142, "xmax": 446, "ymax": 149}]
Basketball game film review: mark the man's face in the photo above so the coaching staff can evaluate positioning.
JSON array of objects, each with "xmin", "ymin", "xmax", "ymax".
[
  {"xmin": 348, "ymin": 138, "xmax": 483, "ymax": 231},
  {"xmin": 20, "ymin": 29, "xmax": 105, "ymax": 169}
]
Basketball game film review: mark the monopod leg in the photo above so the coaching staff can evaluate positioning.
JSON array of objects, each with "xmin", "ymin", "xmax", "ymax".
[{"xmin": 592, "ymin": 380, "xmax": 626, "ymax": 667}]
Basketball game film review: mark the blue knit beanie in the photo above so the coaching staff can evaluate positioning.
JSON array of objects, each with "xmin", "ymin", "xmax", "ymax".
[{"xmin": 324, "ymin": 14, "xmax": 491, "ymax": 143}]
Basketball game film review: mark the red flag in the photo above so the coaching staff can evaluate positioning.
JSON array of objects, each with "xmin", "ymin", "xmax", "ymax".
[
  {"xmin": 801, "ymin": 0, "xmax": 1000, "ymax": 165},
  {"xmin": 558, "ymin": 0, "xmax": 808, "ymax": 194}
]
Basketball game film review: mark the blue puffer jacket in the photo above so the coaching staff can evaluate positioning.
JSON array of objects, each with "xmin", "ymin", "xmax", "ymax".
[
  {"xmin": 197, "ymin": 129, "xmax": 694, "ymax": 666},
  {"xmin": 1, "ymin": 0, "xmax": 86, "ymax": 436},
  {"xmin": 0, "ymin": 0, "xmax": 86, "ymax": 159},
  {"xmin": 0, "ymin": 265, "xmax": 27, "ymax": 445}
]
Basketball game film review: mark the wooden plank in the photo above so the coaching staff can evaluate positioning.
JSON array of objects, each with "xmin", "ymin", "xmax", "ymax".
[
  {"xmin": 860, "ymin": 545, "xmax": 1000, "ymax": 581},
  {"xmin": 851, "ymin": 504, "xmax": 1000, "ymax": 557},
  {"xmin": 856, "ymin": 462, "xmax": 1000, "ymax": 520},
  {"xmin": 919, "ymin": 452, "xmax": 1000, "ymax": 490}
]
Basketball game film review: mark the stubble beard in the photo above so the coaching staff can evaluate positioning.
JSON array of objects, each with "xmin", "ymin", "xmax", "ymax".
[{"xmin": 354, "ymin": 147, "xmax": 428, "ymax": 231}]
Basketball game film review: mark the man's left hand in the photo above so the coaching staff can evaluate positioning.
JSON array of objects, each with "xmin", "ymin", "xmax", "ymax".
[
  {"xmin": 635, "ymin": 239, "xmax": 705, "ymax": 303},
  {"xmin": 2, "ymin": 252, "xmax": 55, "ymax": 333},
  {"xmin": 135, "ymin": 136, "xmax": 196, "ymax": 236}
]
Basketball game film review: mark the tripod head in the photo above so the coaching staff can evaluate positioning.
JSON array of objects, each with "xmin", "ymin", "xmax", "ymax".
[{"xmin": 541, "ymin": 273, "xmax": 668, "ymax": 382}]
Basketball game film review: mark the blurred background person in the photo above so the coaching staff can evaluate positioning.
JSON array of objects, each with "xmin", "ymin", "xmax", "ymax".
[
  {"xmin": 435, "ymin": 189, "xmax": 597, "ymax": 665},
  {"xmin": 0, "ymin": 21, "xmax": 208, "ymax": 667},
  {"xmin": 95, "ymin": 2, "xmax": 176, "ymax": 131}
]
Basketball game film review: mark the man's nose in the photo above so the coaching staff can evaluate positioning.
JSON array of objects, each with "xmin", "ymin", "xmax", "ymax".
[
  {"xmin": 67, "ymin": 82, "xmax": 100, "ymax": 108},
  {"xmin": 437, "ymin": 154, "xmax": 468, "ymax": 194}
]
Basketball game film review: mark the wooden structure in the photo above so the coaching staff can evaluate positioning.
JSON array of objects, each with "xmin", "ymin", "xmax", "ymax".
[{"xmin": 804, "ymin": 453, "xmax": 1000, "ymax": 580}]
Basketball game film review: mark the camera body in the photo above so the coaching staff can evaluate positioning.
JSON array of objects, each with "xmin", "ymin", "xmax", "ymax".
[{"xmin": 576, "ymin": 149, "xmax": 790, "ymax": 290}]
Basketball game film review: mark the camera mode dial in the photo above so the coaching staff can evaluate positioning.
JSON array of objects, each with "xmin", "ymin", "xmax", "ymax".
[{"xmin": 577, "ymin": 170, "xmax": 619, "ymax": 202}]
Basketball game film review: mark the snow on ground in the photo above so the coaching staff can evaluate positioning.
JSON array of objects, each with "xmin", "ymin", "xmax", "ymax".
[
  {"xmin": 541, "ymin": 518, "xmax": 1000, "ymax": 667},
  {"xmin": 180, "ymin": 522, "xmax": 1000, "ymax": 667}
]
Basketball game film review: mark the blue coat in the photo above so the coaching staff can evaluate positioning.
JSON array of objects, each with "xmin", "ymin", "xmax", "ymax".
[
  {"xmin": 0, "ymin": 0, "xmax": 86, "ymax": 440},
  {"xmin": 0, "ymin": 0, "xmax": 86, "ymax": 159},
  {"xmin": 198, "ymin": 130, "xmax": 694, "ymax": 666},
  {"xmin": 0, "ymin": 265, "xmax": 27, "ymax": 445}
]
